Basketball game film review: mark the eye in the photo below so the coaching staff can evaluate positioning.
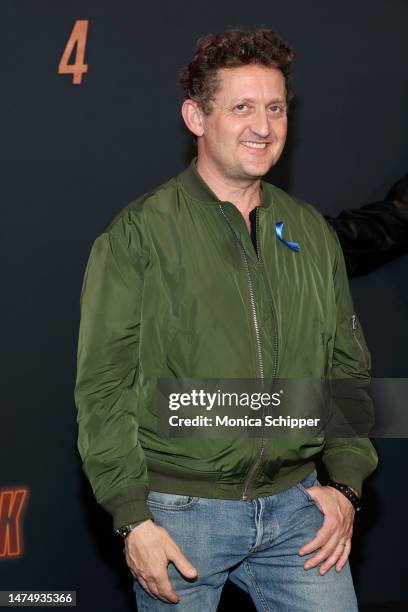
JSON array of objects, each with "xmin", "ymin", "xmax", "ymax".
[
  {"xmin": 234, "ymin": 103, "xmax": 249, "ymax": 112},
  {"xmin": 269, "ymin": 104, "xmax": 286, "ymax": 115}
]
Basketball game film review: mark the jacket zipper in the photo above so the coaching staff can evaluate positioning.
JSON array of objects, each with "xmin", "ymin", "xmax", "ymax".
[
  {"xmin": 240, "ymin": 208, "xmax": 279, "ymax": 500},
  {"xmin": 218, "ymin": 205, "xmax": 263, "ymax": 378},
  {"xmin": 218, "ymin": 205, "xmax": 279, "ymax": 500},
  {"xmin": 351, "ymin": 314, "xmax": 368, "ymax": 369}
]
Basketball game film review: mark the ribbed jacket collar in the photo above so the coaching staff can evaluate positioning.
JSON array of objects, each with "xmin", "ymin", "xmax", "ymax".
[{"xmin": 178, "ymin": 156, "xmax": 273, "ymax": 211}]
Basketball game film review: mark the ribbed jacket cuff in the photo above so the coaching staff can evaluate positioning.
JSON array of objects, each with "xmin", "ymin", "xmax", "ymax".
[
  {"xmin": 322, "ymin": 451, "xmax": 378, "ymax": 497},
  {"xmin": 99, "ymin": 486, "xmax": 154, "ymax": 531}
]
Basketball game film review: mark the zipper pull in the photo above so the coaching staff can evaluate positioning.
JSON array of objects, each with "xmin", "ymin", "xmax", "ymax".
[{"xmin": 351, "ymin": 314, "xmax": 357, "ymax": 331}]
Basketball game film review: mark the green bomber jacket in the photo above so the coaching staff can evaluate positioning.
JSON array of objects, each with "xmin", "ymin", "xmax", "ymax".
[{"xmin": 74, "ymin": 157, "xmax": 378, "ymax": 531}]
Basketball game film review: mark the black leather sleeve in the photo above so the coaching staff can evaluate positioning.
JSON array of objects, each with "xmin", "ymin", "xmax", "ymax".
[{"xmin": 325, "ymin": 174, "xmax": 408, "ymax": 277}]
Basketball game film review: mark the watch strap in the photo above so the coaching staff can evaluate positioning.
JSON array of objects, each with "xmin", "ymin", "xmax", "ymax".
[
  {"xmin": 114, "ymin": 520, "xmax": 146, "ymax": 538},
  {"xmin": 327, "ymin": 480, "xmax": 363, "ymax": 512}
]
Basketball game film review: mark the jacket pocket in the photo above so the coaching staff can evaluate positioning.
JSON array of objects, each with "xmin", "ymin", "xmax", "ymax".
[
  {"xmin": 321, "ymin": 332, "xmax": 329, "ymax": 379},
  {"xmin": 351, "ymin": 314, "xmax": 369, "ymax": 370}
]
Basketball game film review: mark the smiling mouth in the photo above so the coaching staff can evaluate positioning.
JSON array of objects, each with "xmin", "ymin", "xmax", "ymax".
[{"xmin": 241, "ymin": 141, "xmax": 268, "ymax": 149}]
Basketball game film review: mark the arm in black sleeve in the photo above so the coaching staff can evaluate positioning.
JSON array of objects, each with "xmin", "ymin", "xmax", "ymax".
[{"xmin": 325, "ymin": 173, "xmax": 408, "ymax": 277}]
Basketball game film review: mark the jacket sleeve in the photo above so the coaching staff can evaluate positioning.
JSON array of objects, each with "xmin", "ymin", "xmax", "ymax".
[
  {"xmin": 320, "ymin": 224, "xmax": 379, "ymax": 496},
  {"xmin": 325, "ymin": 173, "xmax": 408, "ymax": 278},
  {"xmin": 74, "ymin": 220, "xmax": 154, "ymax": 531}
]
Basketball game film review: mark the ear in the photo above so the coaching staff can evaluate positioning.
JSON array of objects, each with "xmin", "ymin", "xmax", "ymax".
[{"xmin": 181, "ymin": 99, "xmax": 205, "ymax": 137}]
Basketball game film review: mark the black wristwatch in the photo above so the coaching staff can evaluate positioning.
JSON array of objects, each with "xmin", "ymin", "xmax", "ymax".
[
  {"xmin": 114, "ymin": 522, "xmax": 142, "ymax": 538},
  {"xmin": 327, "ymin": 480, "xmax": 363, "ymax": 513}
]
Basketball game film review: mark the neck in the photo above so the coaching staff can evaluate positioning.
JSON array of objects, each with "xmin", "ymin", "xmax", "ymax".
[{"xmin": 196, "ymin": 156, "xmax": 262, "ymax": 218}]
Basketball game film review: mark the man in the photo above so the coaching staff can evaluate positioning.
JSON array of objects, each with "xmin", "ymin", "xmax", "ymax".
[{"xmin": 74, "ymin": 29, "xmax": 378, "ymax": 610}]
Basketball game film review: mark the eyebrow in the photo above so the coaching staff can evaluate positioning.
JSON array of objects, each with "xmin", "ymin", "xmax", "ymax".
[{"xmin": 232, "ymin": 97, "xmax": 286, "ymax": 105}]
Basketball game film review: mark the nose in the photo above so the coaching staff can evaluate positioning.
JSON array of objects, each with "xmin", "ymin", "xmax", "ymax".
[{"xmin": 250, "ymin": 107, "xmax": 270, "ymax": 138}]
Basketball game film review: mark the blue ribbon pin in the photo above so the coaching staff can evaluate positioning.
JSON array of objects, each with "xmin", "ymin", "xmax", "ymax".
[{"xmin": 275, "ymin": 221, "xmax": 300, "ymax": 252}]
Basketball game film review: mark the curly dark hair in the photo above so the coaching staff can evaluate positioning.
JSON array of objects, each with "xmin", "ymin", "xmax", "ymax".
[{"xmin": 179, "ymin": 28, "xmax": 295, "ymax": 115}]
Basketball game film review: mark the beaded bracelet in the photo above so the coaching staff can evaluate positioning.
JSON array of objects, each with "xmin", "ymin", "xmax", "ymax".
[{"xmin": 327, "ymin": 480, "xmax": 363, "ymax": 513}]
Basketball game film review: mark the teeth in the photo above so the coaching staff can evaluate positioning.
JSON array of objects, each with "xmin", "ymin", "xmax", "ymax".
[{"xmin": 242, "ymin": 141, "xmax": 267, "ymax": 149}]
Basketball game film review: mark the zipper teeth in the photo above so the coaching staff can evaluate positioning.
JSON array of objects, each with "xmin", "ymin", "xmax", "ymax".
[
  {"xmin": 218, "ymin": 204, "xmax": 278, "ymax": 500},
  {"xmin": 239, "ymin": 239, "xmax": 265, "ymax": 499},
  {"xmin": 351, "ymin": 314, "xmax": 368, "ymax": 369},
  {"xmin": 257, "ymin": 208, "xmax": 279, "ymax": 382},
  {"xmin": 243, "ymin": 251, "xmax": 264, "ymax": 378},
  {"xmin": 240, "ymin": 207, "xmax": 279, "ymax": 500},
  {"xmin": 218, "ymin": 205, "xmax": 264, "ymax": 378}
]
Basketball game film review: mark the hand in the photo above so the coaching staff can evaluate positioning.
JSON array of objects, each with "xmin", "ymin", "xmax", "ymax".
[
  {"xmin": 298, "ymin": 485, "xmax": 355, "ymax": 575},
  {"xmin": 124, "ymin": 519, "xmax": 198, "ymax": 603}
]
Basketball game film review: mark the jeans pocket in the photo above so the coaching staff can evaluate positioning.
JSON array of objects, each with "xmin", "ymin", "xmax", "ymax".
[
  {"xmin": 295, "ymin": 471, "xmax": 320, "ymax": 503},
  {"xmin": 146, "ymin": 490, "xmax": 200, "ymax": 510}
]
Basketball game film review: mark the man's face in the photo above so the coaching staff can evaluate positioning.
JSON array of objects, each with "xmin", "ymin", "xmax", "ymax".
[{"xmin": 198, "ymin": 64, "xmax": 288, "ymax": 181}]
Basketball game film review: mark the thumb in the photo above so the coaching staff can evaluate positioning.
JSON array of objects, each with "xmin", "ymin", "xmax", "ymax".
[
  {"xmin": 308, "ymin": 486, "xmax": 326, "ymax": 513},
  {"xmin": 167, "ymin": 547, "xmax": 198, "ymax": 579}
]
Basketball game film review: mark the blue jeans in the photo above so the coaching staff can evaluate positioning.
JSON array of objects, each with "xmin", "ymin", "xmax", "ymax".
[{"xmin": 130, "ymin": 469, "xmax": 359, "ymax": 611}]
